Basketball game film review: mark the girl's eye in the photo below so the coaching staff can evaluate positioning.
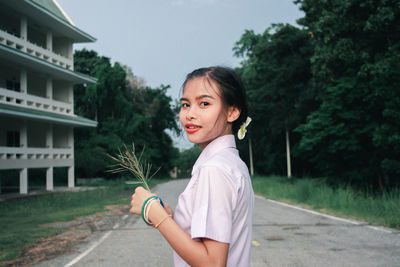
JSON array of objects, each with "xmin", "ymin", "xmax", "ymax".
[
  {"xmin": 181, "ymin": 103, "xmax": 190, "ymax": 108},
  {"xmin": 200, "ymin": 102, "xmax": 209, "ymax": 107}
]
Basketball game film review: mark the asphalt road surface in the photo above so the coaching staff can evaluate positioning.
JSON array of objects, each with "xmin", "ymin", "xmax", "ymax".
[{"xmin": 35, "ymin": 179, "xmax": 400, "ymax": 267}]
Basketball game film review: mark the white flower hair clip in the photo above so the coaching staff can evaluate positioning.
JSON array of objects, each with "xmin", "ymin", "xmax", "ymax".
[{"xmin": 238, "ymin": 117, "xmax": 252, "ymax": 140}]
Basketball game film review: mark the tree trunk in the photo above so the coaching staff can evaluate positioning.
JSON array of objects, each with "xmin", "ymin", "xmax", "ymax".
[{"xmin": 378, "ymin": 173, "xmax": 383, "ymax": 192}]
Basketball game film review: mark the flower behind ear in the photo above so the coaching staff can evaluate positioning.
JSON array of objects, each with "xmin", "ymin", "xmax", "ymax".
[{"xmin": 238, "ymin": 117, "xmax": 252, "ymax": 140}]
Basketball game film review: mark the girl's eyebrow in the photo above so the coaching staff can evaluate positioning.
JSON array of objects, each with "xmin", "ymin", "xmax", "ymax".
[{"xmin": 180, "ymin": 95, "xmax": 215, "ymax": 102}]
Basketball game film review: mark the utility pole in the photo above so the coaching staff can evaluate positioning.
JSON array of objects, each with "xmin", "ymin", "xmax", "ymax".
[
  {"xmin": 286, "ymin": 128, "xmax": 292, "ymax": 178},
  {"xmin": 249, "ymin": 136, "xmax": 254, "ymax": 176}
]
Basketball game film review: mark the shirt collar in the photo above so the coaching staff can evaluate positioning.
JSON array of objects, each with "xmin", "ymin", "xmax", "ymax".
[{"xmin": 192, "ymin": 134, "xmax": 236, "ymax": 176}]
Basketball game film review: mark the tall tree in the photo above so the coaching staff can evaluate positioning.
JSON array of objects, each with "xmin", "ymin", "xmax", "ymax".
[
  {"xmin": 234, "ymin": 24, "xmax": 316, "ymax": 176},
  {"xmin": 73, "ymin": 49, "xmax": 179, "ymax": 178},
  {"xmin": 294, "ymin": 0, "xmax": 400, "ymax": 188}
]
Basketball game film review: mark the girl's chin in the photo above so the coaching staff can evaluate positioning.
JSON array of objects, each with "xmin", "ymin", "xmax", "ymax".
[{"xmin": 186, "ymin": 137, "xmax": 203, "ymax": 145}]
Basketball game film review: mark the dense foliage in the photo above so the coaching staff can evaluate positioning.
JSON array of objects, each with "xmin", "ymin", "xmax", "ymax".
[
  {"xmin": 235, "ymin": 0, "xmax": 400, "ymax": 190},
  {"xmin": 73, "ymin": 49, "xmax": 179, "ymax": 178},
  {"xmin": 234, "ymin": 24, "xmax": 316, "ymax": 175},
  {"xmin": 295, "ymin": 0, "xmax": 400, "ymax": 188},
  {"xmin": 173, "ymin": 145, "xmax": 201, "ymax": 178}
]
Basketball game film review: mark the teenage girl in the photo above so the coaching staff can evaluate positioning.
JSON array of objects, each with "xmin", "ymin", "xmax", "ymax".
[{"xmin": 130, "ymin": 66, "xmax": 254, "ymax": 267}]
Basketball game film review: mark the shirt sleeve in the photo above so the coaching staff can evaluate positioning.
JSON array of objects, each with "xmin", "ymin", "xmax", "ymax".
[{"xmin": 190, "ymin": 165, "xmax": 236, "ymax": 243}]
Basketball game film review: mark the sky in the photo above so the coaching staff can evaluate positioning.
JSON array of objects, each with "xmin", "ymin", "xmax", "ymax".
[{"xmin": 57, "ymin": 0, "xmax": 304, "ymax": 149}]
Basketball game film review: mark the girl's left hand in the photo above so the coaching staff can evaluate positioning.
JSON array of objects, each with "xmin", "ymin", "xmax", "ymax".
[{"xmin": 129, "ymin": 186, "xmax": 155, "ymax": 214}]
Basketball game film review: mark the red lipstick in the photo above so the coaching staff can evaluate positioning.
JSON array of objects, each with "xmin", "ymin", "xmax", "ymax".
[{"xmin": 185, "ymin": 123, "xmax": 201, "ymax": 134}]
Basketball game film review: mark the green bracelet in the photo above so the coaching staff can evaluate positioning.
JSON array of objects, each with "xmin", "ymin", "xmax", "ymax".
[{"xmin": 141, "ymin": 196, "xmax": 158, "ymax": 225}]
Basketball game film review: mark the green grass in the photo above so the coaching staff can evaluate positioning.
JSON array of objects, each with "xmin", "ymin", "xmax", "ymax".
[
  {"xmin": 252, "ymin": 175, "xmax": 400, "ymax": 229},
  {"xmin": 0, "ymin": 177, "xmax": 169, "ymax": 262}
]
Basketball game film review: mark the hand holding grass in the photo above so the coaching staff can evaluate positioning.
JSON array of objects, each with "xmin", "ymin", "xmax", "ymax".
[
  {"xmin": 108, "ymin": 144, "xmax": 158, "ymax": 192},
  {"xmin": 129, "ymin": 186, "xmax": 155, "ymax": 214},
  {"xmin": 108, "ymin": 144, "xmax": 173, "ymax": 220},
  {"xmin": 130, "ymin": 187, "xmax": 173, "ymax": 219}
]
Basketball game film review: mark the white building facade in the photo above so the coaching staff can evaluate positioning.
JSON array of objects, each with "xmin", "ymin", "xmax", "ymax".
[{"xmin": 0, "ymin": 0, "xmax": 97, "ymax": 194}]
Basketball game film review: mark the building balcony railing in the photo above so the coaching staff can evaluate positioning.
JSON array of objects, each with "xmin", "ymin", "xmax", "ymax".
[
  {"xmin": 0, "ymin": 87, "xmax": 73, "ymax": 116},
  {"xmin": 0, "ymin": 146, "xmax": 73, "ymax": 160},
  {"xmin": 0, "ymin": 29, "xmax": 73, "ymax": 70}
]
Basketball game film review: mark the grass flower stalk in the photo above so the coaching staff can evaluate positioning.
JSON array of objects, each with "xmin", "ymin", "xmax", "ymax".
[{"xmin": 107, "ymin": 144, "xmax": 159, "ymax": 192}]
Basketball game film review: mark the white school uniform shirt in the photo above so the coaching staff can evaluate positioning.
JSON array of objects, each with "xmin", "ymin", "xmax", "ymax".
[{"xmin": 173, "ymin": 134, "xmax": 254, "ymax": 267}]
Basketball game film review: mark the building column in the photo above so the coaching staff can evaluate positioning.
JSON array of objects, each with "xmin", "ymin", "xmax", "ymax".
[
  {"xmin": 20, "ymin": 121, "xmax": 27, "ymax": 157},
  {"xmin": 20, "ymin": 168, "xmax": 28, "ymax": 194},
  {"xmin": 46, "ymin": 31, "xmax": 52, "ymax": 51},
  {"xmin": 20, "ymin": 17, "xmax": 27, "ymax": 39},
  {"xmin": 68, "ymin": 165, "xmax": 74, "ymax": 188},
  {"xmin": 46, "ymin": 124, "xmax": 53, "ymax": 148},
  {"xmin": 67, "ymin": 40, "xmax": 73, "ymax": 59},
  {"xmin": 20, "ymin": 17, "xmax": 27, "ymax": 52},
  {"xmin": 68, "ymin": 127, "xmax": 74, "ymax": 149},
  {"xmin": 68, "ymin": 127, "xmax": 74, "ymax": 188},
  {"xmin": 20, "ymin": 121, "xmax": 28, "ymax": 194},
  {"xmin": 46, "ymin": 124, "xmax": 53, "ymax": 191},
  {"xmin": 46, "ymin": 167, "xmax": 53, "ymax": 191},
  {"xmin": 46, "ymin": 78, "xmax": 52, "ymax": 100},
  {"xmin": 69, "ymin": 84, "xmax": 74, "ymax": 112},
  {"xmin": 20, "ymin": 69, "xmax": 27, "ymax": 94},
  {"xmin": 67, "ymin": 40, "xmax": 73, "ymax": 70}
]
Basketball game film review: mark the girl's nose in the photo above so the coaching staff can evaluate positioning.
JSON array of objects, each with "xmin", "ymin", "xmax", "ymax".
[{"xmin": 186, "ymin": 107, "xmax": 196, "ymax": 120}]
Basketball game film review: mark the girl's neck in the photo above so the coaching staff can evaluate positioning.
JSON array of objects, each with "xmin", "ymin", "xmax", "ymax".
[{"xmin": 200, "ymin": 133, "xmax": 232, "ymax": 150}]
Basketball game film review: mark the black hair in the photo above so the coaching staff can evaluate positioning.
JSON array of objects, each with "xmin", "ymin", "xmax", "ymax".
[{"xmin": 182, "ymin": 66, "xmax": 248, "ymax": 134}]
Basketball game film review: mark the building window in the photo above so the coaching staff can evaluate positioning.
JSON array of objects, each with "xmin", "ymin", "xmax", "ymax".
[
  {"xmin": 6, "ymin": 131, "xmax": 20, "ymax": 147},
  {"xmin": 6, "ymin": 78, "xmax": 20, "ymax": 92}
]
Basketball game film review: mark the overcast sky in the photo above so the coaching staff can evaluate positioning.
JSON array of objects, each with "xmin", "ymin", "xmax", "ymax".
[{"xmin": 57, "ymin": 0, "xmax": 304, "ymax": 149}]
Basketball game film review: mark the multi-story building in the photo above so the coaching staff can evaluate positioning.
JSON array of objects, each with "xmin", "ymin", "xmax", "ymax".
[{"xmin": 0, "ymin": 0, "xmax": 97, "ymax": 194}]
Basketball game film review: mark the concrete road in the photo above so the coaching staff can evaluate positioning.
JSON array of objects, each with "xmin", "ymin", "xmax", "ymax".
[{"xmin": 35, "ymin": 179, "xmax": 400, "ymax": 267}]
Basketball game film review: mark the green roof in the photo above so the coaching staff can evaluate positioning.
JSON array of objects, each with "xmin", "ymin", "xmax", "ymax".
[
  {"xmin": 31, "ymin": 0, "xmax": 71, "ymax": 24},
  {"xmin": 0, "ymin": 103, "xmax": 97, "ymax": 127},
  {"xmin": 21, "ymin": 0, "xmax": 97, "ymax": 43}
]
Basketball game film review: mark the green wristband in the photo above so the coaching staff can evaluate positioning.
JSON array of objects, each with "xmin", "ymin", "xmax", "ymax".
[{"xmin": 141, "ymin": 196, "xmax": 158, "ymax": 225}]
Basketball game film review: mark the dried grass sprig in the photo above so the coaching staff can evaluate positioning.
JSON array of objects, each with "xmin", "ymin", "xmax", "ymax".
[{"xmin": 107, "ymin": 144, "xmax": 160, "ymax": 192}]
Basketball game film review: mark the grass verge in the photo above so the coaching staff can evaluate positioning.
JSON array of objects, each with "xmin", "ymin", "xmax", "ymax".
[
  {"xmin": 252, "ymin": 175, "xmax": 400, "ymax": 229},
  {"xmin": 0, "ymin": 177, "xmax": 169, "ymax": 262}
]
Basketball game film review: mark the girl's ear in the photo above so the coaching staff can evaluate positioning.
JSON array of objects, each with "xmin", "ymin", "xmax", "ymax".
[{"xmin": 227, "ymin": 106, "xmax": 240, "ymax": 123}]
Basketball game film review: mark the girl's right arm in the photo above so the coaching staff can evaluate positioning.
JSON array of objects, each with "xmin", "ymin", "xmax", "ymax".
[{"xmin": 131, "ymin": 187, "xmax": 228, "ymax": 267}]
